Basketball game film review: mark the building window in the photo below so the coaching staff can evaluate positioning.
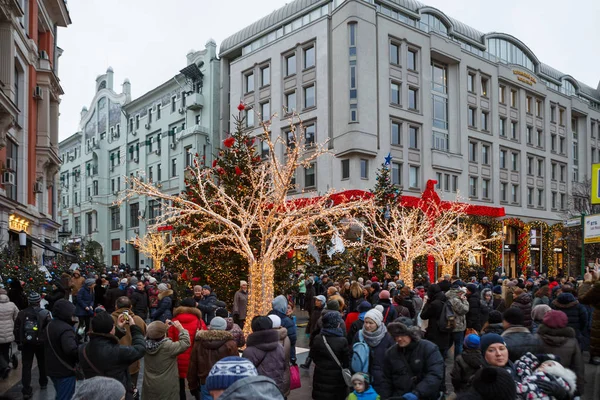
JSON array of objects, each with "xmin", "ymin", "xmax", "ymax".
[
  {"xmin": 526, "ymin": 96, "xmax": 532, "ymax": 113},
  {"xmin": 349, "ymin": 61, "xmax": 357, "ymax": 99},
  {"xmin": 260, "ymin": 139, "xmax": 270, "ymax": 159},
  {"xmin": 245, "ymin": 108, "xmax": 254, "ymax": 127},
  {"xmin": 305, "ymin": 124, "xmax": 315, "ymax": 146},
  {"xmin": 261, "ymin": 65, "xmax": 270, "ymax": 86},
  {"xmin": 341, "ymin": 159, "xmax": 350, "ymax": 180},
  {"xmin": 469, "ymin": 177, "xmax": 478, "ymax": 197},
  {"xmin": 552, "ymin": 192, "xmax": 557, "ymax": 209},
  {"xmin": 500, "ymin": 182, "xmax": 507, "ymax": 202},
  {"xmin": 389, "ymin": 42, "xmax": 400, "ymax": 65},
  {"xmin": 511, "ymin": 152, "xmax": 518, "ymax": 171},
  {"xmin": 432, "ymin": 63, "xmax": 447, "ymax": 94},
  {"xmin": 185, "ymin": 147, "xmax": 193, "ymax": 167},
  {"xmin": 536, "ymin": 100, "xmax": 542, "ymax": 117},
  {"xmin": 360, "ymin": 159, "xmax": 368, "ymax": 179},
  {"xmin": 537, "ymin": 189, "xmax": 544, "ymax": 207},
  {"xmin": 304, "ymin": 45, "xmax": 315, "ymax": 69},
  {"xmin": 350, "ymin": 104, "xmax": 358, "ymax": 122},
  {"xmin": 551, "ymin": 134, "xmax": 557, "ymax": 152},
  {"xmin": 499, "ymin": 85, "xmax": 505, "ymax": 104},
  {"xmin": 481, "ymin": 77, "xmax": 488, "ymax": 97},
  {"xmin": 286, "ymin": 53, "xmax": 296, "ymax": 76},
  {"xmin": 500, "ymin": 118, "xmax": 506, "ymax": 137},
  {"xmin": 409, "ymin": 126, "xmax": 419, "ymax": 149},
  {"xmin": 407, "ymin": 49, "xmax": 417, "ymax": 70},
  {"xmin": 432, "ymin": 95, "xmax": 448, "ymax": 129},
  {"xmin": 148, "ymin": 200, "xmax": 161, "ymax": 225},
  {"xmin": 157, "ymin": 163, "xmax": 162, "ymax": 181},
  {"xmin": 285, "ymin": 91, "xmax": 296, "ymax": 113},
  {"xmin": 261, "ymin": 101, "xmax": 270, "ymax": 122},
  {"xmin": 304, "ymin": 163, "xmax": 315, "ymax": 187},
  {"xmin": 390, "ymin": 82, "xmax": 400, "ymax": 105},
  {"xmin": 433, "ymin": 131, "xmax": 448, "ymax": 151},
  {"xmin": 500, "ymin": 150, "xmax": 507, "ymax": 169},
  {"xmin": 550, "ymin": 105, "xmax": 556, "ymax": 123},
  {"xmin": 245, "ymin": 72, "xmax": 254, "ymax": 93},
  {"xmin": 512, "ymin": 184, "xmax": 519, "ymax": 203},
  {"xmin": 559, "ymin": 137, "xmax": 565, "ymax": 154},
  {"xmin": 537, "ymin": 130, "xmax": 543, "ymax": 147},
  {"xmin": 74, "ymin": 217, "xmax": 81, "ymax": 234},
  {"xmin": 480, "ymin": 111, "xmax": 488, "ymax": 131},
  {"xmin": 551, "ymin": 163, "xmax": 557, "ymax": 180},
  {"xmin": 409, "ymin": 165, "xmax": 419, "ymax": 188},
  {"xmin": 482, "ymin": 144, "xmax": 490, "ymax": 165},
  {"xmin": 467, "ymin": 72, "xmax": 475, "ymax": 92},
  {"xmin": 408, "ymin": 87, "xmax": 418, "ymax": 110},
  {"xmin": 87, "ymin": 213, "xmax": 94, "ymax": 234},
  {"xmin": 560, "ymin": 165, "xmax": 566, "ymax": 182},
  {"xmin": 171, "ymin": 96, "xmax": 176, "ymax": 113},
  {"xmin": 527, "ymin": 156, "xmax": 533, "ymax": 175},
  {"xmin": 392, "ymin": 162, "xmax": 401, "ymax": 185},
  {"xmin": 111, "ymin": 207, "xmax": 120, "ymax": 231},
  {"xmin": 511, "ymin": 121, "xmax": 518, "ymax": 140},
  {"xmin": 157, "ymin": 106, "xmax": 161, "ymax": 120},
  {"xmin": 93, "ymin": 180, "xmax": 98, "ymax": 195},
  {"xmin": 537, "ymin": 159, "xmax": 544, "ymax": 177},
  {"xmin": 482, "ymin": 179, "xmax": 490, "ymax": 199},
  {"xmin": 560, "ymin": 193, "xmax": 566, "ymax": 210},
  {"xmin": 527, "ymin": 187, "xmax": 534, "ymax": 206},
  {"xmin": 510, "ymin": 89, "xmax": 517, "ymax": 107},
  {"xmin": 349, "ymin": 22, "xmax": 357, "ymax": 55},
  {"xmin": 526, "ymin": 126, "xmax": 533, "ymax": 144},
  {"xmin": 468, "ymin": 107, "xmax": 476, "ymax": 127},
  {"xmin": 304, "ymin": 85, "xmax": 315, "ymax": 108},
  {"xmin": 171, "ymin": 158, "xmax": 177, "ymax": 177},
  {"xmin": 435, "ymin": 173, "xmax": 442, "ymax": 189},
  {"xmin": 148, "ymin": 109, "xmax": 153, "ymax": 124},
  {"xmin": 391, "ymin": 121, "xmax": 401, "ymax": 145},
  {"xmin": 559, "ymin": 108, "xmax": 565, "ymax": 125},
  {"xmin": 469, "ymin": 142, "xmax": 478, "ymax": 162}
]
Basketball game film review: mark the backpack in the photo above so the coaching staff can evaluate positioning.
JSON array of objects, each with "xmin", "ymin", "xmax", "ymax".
[
  {"xmin": 437, "ymin": 301, "xmax": 456, "ymax": 332},
  {"xmin": 351, "ymin": 330, "xmax": 370, "ymax": 373},
  {"xmin": 21, "ymin": 307, "xmax": 50, "ymax": 345}
]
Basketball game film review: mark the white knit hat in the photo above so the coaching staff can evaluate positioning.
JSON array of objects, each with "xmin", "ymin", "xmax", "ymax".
[
  {"xmin": 364, "ymin": 309, "xmax": 383, "ymax": 327},
  {"xmin": 268, "ymin": 314, "xmax": 281, "ymax": 328}
]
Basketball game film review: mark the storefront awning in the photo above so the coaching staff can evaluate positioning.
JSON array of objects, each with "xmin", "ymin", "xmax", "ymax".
[{"xmin": 28, "ymin": 236, "xmax": 76, "ymax": 259}]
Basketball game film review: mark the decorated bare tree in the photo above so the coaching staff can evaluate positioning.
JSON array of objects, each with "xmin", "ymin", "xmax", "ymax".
[{"xmin": 128, "ymin": 231, "xmax": 173, "ymax": 271}]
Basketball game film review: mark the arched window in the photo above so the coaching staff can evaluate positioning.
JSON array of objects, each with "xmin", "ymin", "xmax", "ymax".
[
  {"xmin": 98, "ymin": 80, "xmax": 106, "ymax": 90},
  {"xmin": 420, "ymin": 13, "xmax": 448, "ymax": 36},
  {"xmin": 561, "ymin": 79, "xmax": 577, "ymax": 96},
  {"xmin": 486, "ymin": 38, "xmax": 535, "ymax": 72}
]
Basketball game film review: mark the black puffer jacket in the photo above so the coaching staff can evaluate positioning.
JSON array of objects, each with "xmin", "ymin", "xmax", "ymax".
[
  {"xmin": 466, "ymin": 290, "xmax": 481, "ymax": 331},
  {"xmin": 104, "ymin": 282, "xmax": 126, "ymax": 313},
  {"xmin": 450, "ymin": 348, "xmax": 484, "ymax": 393},
  {"xmin": 510, "ymin": 293, "xmax": 533, "ymax": 330},
  {"xmin": 550, "ymin": 293, "xmax": 588, "ymax": 340},
  {"xmin": 242, "ymin": 329, "xmax": 285, "ymax": 392},
  {"xmin": 377, "ymin": 298, "xmax": 397, "ymax": 325},
  {"xmin": 80, "ymin": 324, "xmax": 146, "ymax": 400},
  {"xmin": 351, "ymin": 330, "xmax": 395, "ymax": 394},
  {"xmin": 380, "ymin": 338, "xmax": 444, "ymax": 400},
  {"xmin": 129, "ymin": 289, "xmax": 148, "ymax": 320},
  {"xmin": 501, "ymin": 326, "xmax": 541, "ymax": 362},
  {"xmin": 44, "ymin": 300, "xmax": 79, "ymax": 378},
  {"xmin": 482, "ymin": 323, "xmax": 504, "ymax": 335},
  {"xmin": 420, "ymin": 285, "xmax": 451, "ymax": 351},
  {"xmin": 309, "ymin": 332, "xmax": 349, "ymax": 400}
]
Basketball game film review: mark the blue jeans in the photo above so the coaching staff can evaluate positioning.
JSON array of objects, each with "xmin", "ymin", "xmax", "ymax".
[
  {"xmin": 51, "ymin": 376, "xmax": 76, "ymax": 400},
  {"xmin": 452, "ymin": 331, "xmax": 465, "ymax": 356},
  {"xmin": 201, "ymin": 384, "xmax": 213, "ymax": 400}
]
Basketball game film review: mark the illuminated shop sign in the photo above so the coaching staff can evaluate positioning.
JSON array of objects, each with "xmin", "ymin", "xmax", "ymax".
[{"xmin": 513, "ymin": 70, "xmax": 537, "ymax": 86}]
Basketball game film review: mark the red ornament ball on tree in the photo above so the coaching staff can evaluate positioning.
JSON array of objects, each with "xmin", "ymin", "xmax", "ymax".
[
  {"xmin": 235, "ymin": 166, "xmax": 242, "ymax": 175},
  {"xmin": 212, "ymin": 160, "xmax": 218, "ymax": 168},
  {"xmin": 237, "ymin": 102, "xmax": 245, "ymax": 111},
  {"xmin": 287, "ymin": 249, "xmax": 295, "ymax": 259},
  {"xmin": 223, "ymin": 137, "xmax": 235, "ymax": 148}
]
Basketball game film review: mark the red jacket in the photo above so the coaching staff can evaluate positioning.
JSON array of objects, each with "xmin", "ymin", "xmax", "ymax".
[
  {"xmin": 168, "ymin": 306, "xmax": 207, "ymax": 378},
  {"xmin": 345, "ymin": 311, "xmax": 359, "ymax": 333}
]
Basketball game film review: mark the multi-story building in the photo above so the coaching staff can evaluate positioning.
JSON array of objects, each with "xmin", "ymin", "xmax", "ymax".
[
  {"xmin": 219, "ymin": 0, "xmax": 600, "ymax": 275},
  {"xmin": 58, "ymin": 41, "xmax": 219, "ymax": 268},
  {"xmin": 0, "ymin": 0, "xmax": 71, "ymax": 261}
]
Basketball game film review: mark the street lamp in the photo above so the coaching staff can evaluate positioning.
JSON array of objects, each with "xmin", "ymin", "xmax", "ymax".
[{"xmin": 491, "ymin": 222, "xmax": 507, "ymax": 275}]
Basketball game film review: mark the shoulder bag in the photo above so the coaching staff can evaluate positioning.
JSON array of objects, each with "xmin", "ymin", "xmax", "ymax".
[
  {"xmin": 45, "ymin": 321, "xmax": 85, "ymax": 380},
  {"xmin": 322, "ymin": 336, "xmax": 353, "ymax": 387}
]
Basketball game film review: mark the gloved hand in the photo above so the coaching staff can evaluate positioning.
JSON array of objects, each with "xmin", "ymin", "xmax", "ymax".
[
  {"xmin": 189, "ymin": 388, "xmax": 200, "ymax": 399},
  {"xmin": 402, "ymin": 393, "xmax": 418, "ymax": 400},
  {"xmin": 537, "ymin": 378, "xmax": 570, "ymax": 400}
]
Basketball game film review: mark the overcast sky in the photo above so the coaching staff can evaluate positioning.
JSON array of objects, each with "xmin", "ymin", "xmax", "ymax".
[{"xmin": 57, "ymin": 0, "xmax": 600, "ymax": 141}]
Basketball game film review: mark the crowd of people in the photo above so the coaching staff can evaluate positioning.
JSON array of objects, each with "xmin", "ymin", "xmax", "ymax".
[{"xmin": 0, "ymin": 266, "xmax": 598, "ymax": 400}]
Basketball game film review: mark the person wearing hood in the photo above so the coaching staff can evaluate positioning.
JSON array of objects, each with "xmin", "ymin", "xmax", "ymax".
[
  {"xmin": 168, "ymin": 298, "xmax": 207, "ymax": 400},
  {"xmin": 491, "ymin": 285, "xmax": 504, "ymax": 311},
  {"xmin": 94, "ymin": 277, "xmax": 107, "ymax": 308},
  {"xmin": 347, "ymin": 301, "xmax": 372, "ymax": 346},
  {"xmin": 130, "ymin": 280, "xmax": 149, "ymax": 320},
  {"xmin": 536, "ymin": 310, "xmax": 585, "ymax": 394},
  {"xmin": 111, "ymin": 296, "xmax": 148, "ymax": 396},
  {"xmin": 232, "ymin": 281, "xmax": 248, "ymax": 330},
  {"xmin": 514, "ymin": 353, "xmax": 578, "ymax": 400},
  {"xmin": 479, "ymin": 288, "xmax": 493, "ymax": 328},
  {"xmin": 398, "ymin": 287, "xmax": 417, "ymax": 319},
  {"xmin": 348, "ymin": 372, "xmax": 380, "ymax": 400},
  {"xmin": 215, "ymin": 307, "xmax": 245, "ymax": 347},
  {"xmin": 530, "ymin": 304, "xmax": 551, "ymax": 334},
  {"xmin": 532, "ymin": 285, "xmax": 550, "ymax": 307},
  {"xmin": 152, "ymin": 283, "xmax": 173, "ymax": 323},
  {"xmin": 268, "ymin": 295, "xmax": 297, "ymax": 363},
  {"xmin": 550, "ymin": 291, "xmax": 588, "ymax": 347},
  {"xmin": 204, "ymin": 356, "xmax": 284, "ymax": 400},
  {"xmin": 141, "ymin": 320, "xmax": 190, "ymax": 400},
  {"xmin": 375, "ymin": 290, "xmax": 396, "ymax": 325},
  {"xmin": 44, "ymin": 299, "xmax": 79, "ymax": 400},
  {"xmin": 420, "ymin": 284, "xmax": 451, "ymax": 357},
  {"xmin": 7, "ymin": 279, "xmax": 27, "ymax": 310},
  {"xmin": 351, "ymin": 309, "xmax": 394, "ymax": 395},
  {"xmin": 69, "ymin": 270, "xmax": 86, "ymax": 303},
  {"xmin": 508, "ymin": 288, "xmax": 533, "ymax": 330},
  {"xmin": 104, "ymin": 279, "xmax": 126, "ymax": 313},
  {"xmin": 146, "ymin": 277, "xmax": 160, "ymax": 315},
  {"xmin": 75, "ymin": 278, "xmax": 96, "ymax": 340},
  {"xmin": 198, "ymin": 285, "xmax": 219, "ymax": 325},
  {"xmin": 445, "ymin": 284, "xmax": 469, "ymax": 356},
  {"xmin": 0, "ymin": 288, "xmax": 18, "ymax": 379},
  {"xmin": 268, "ymin": 314, "xmax": 291, "ymax": 397},
  {"xmin": 45, "ymin": 280, "xmax": 67, "ymax": 312},
  {"xmin": 187, "ymin": 316, "xmax": 238, "ymax": 399},
  {"xmin": 310, "ymin": 311, "xmax": 350, "ymax": 400},
  {"xmin": 450, "ymin": 334, "xmax": 484, "ymax": 394},
  {"xmin": 501, "ymin": 308, "xmax": 540, "ymax": 362},
  {"xmin": 381, "ymin": 322, "xmax": 444, "ymax": 400},
  {"xmin": 465, "ymin": 284, "xmax": 482, "ymax": 332},
  {"xmin": 242, "ymin": 316, "xmax": 285, "ymax": 392}
]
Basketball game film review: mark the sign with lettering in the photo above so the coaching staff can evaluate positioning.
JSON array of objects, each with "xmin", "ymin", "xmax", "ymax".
[
  {"xmin": 592, "ymin": 164, "xmax": 600, "ymax": 204},
  {"xmin": 9, "ymin": 215, "xmax": 30, "ymax": 233},
  {"xmin": 584, "ymin": 214, "xmax": 600, "ymax": 244},
  {"xmin": 513, "ymin": 70, "xmax": 537, "ymax": 86}
]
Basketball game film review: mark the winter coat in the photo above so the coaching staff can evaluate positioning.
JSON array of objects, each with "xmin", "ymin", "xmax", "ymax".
[
  {"xmin": 70, "ymin": 274, "xmax": 85, "ymax": 296},
  {"xmin": 44, "ymin": 301, "xmax": 79, "ymax": 378},
  {"xmin": 532, "ymin": 296, "xmax": 550, "ymax": 307},
  {"xmin": 111, "ymin": 308, "xmax": 148, "ymax": 375},
  {"xmin": 225, "ymin": 317, "xmax": 245, "ymax": 347},
  {"xmin": 80, "ymin": 325, "xmax": 146, "ymax": 400},
  {"xmin": 309, "ymin": 332, "xmax": 350, "ymax": 400},
  {"xmin": 465, "ymin": 290, "xmax": 482, "ymax": 331},
  {"xmin": 74, "ymin": 286, "xmax": 94, "ymax": 317},
  {"xmin": 345, "ymin": 311, "xmax": 360, "ymax": 333},
  {"xmin": 8, "ymin": 283, "xmax": 27, "ymax": 310},
  {"xmin": 268, "ymin": 309, "xmax": 297, "ymax": 361},
  {"xmin": 537, "ymin": 324, "xmax": 585, "ymax": 394},
  {"xmin": 187, "ymin": 329, "xmax": 238, "ymax": 390},
  {"xmin": 347, "ymin": 387, "xmax": 380, "ymax": 400},
  {"xmin": 479, "ymin": 289, "xmax": 493, "ymax": 327},
  {"xmin": 482, "ymin": 323, "xmax": 504, "ymax": 335},
  {"xmin": 167, "ymin": 306, "xmax": 207, "ymax": 378},
  {"xmin": 243, "ymin": 329, "xmax": 286, "ymax": 392},
  {"xmin": 305, "ymin": 283, "xmax": 316, "ymax": 315},
  {"xmin": 550, "ymin": 293, "xmax": 588, "ymax": 341},
  {"xmin": 420, "ymin": 290, "xmax": 451, "ymax": 351},
  {"xmin": 348, "ymin": 317, "xmax": 365, "ymax": 345},
  {"xmin": 216, "ymin": 375, "xmax": 285, "ymax": 400},
  {"xmin": 445, "ymin": 288, "xmax": 469, "ymax": 332},
  {"xmin": 451, "ymin": 348, "xmax": 484, "ymax": 393},
  {"xmin": 0, "ymin": 294, "xmax": 19, "ymax": 344},
  {"xmin": 501, "ymin": 326, "xmax": 541, "ymax": 362},
  {"xmin": 401, "ymin": 294, "xmax": 417, "ymax": 319},
  {"xmin": 198, "ymin": 292, "xmax": 218, "ymax": 324},
  {"xmin": 307, "ymin": 306, "xmax": 323, "ymax": 335},
  {"xmin": 275, "ymin": 326, "xmax": 291, "ymax": 397},
  {"xmin": 380, "ymin": 338, "xmax": 445, "ymax": 400},
  {"xmin": 104, "ymin": 285, "xmax": 126, "ymax": 313},
  {"xmin": 377, "ymin": 298, "xmax": 397, "ymax": 325},
  {"xmin": 94, "ymin": 281, "xmax": 106, "ymax": 307},
  {"xmin": 393, "ymin": 303, "xmax": 411, "ymax": 318},
  {"xmin": 351, "ymin": 330, "xmax": 395, "ymax": 395},
  {"xmin": 130, "ymin": 289, "xmax": 148, "ymax": 320},
  {"xmin": 232, "ymin": 290, "xmax": 248, "ymax": 320},
  {"xmin": 492, "ymin": 293, "xmax": 505, "ymax": 312},
  {"xmin": 151, "ymin": 289, "xmax": 173, "ymax": 322},
  {"xmin": 514, "ymin": 352, "xmax": 578, "ymax": 399},
  {"xmin": 141, "ymin": 330, "xmax": 191, "ymax": 400},
  {"xmin": 510, "ymin": 293, "xmax": 534, "ymax": 330},
  {"xmin": 45, "ymin": 284, "xmax": 67, "ymax": 312},
  {"xmin": 580, "ymin": 281, "xmax": 600, "ymax": 357},
  {"xmin": 146, "ymin": 284, "xmax": 159, "ymax": 309}
]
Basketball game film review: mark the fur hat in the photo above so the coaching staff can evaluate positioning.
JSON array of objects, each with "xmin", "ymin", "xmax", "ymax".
[
  {"xmin": 492, "ymin": 285, "xmax": 502, "ymax": 294},
  {"xmin": 471, "ymin": 367, "xmax": 516, "ymax": 400},
  {"xmin": 503, "ymin": 307, "xmax": 524, "ymax": 326},
  {"xmin": 379, "ymin": 290, "xmax": 390, "ymax": 300},
  {"xmin": 542, "ymin": 310, "xmax": 568, "ymax": 329},
  {"xmin": 268, "ymin": 314, "xmax": 281, "ymax": 328},
  {"xmin": 531, "ymin": 304, "xmax": 551, "ymax": 322},
  {"xmin": 205, "ymin": 356, "xmax": 258, "ymax": 392},
  {"xmin": 210, "ymin": 317, "xmax": 227, "ymax": 331},
  {"xmin": 387, "ymin": 322, "xmax": 419, "ymax": 340},
  {"xmin": 146, "ymin": 321, "xmax": 168, "ymax": 340},
  {"xmin": 364, "ymin": 309, "xmax": 383, "ymax": 327}
]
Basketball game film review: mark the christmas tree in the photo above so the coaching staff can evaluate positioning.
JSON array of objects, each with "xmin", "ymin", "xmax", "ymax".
[
  {"xmin": 0, "ymin": 244, "xmax": 49, "ymax": 293},
  {"xmin": 371, "ymin": 153, "xmax": 402, "ymax": 212}
]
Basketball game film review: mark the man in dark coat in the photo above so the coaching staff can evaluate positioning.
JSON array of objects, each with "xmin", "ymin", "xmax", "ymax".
[
  {"xmin": 45, "ymin": 280, "xmax": 67, "ymax": 312},
  {"xmin": 129, "ymin": 281, "xmax": 148, "ymax": 320},
  {"xmin": 550, "ymin": 292, "xmax": 588, "ymax": 346},
  {"xmin": 466, "ymin": 283, "xmax": 482, "ymax": 332},
  {"xmin": 420, "ymin": 284, "xmax": 451, "ymax": 356},
  {"xmin": 381, "ymin": 322, "xmax": 444, "ymax": 400},
  {"xmin": 79, "ymin": 311, "xmax": 145, "ymax": 400},
  {"xmin": 198, "ymin": 285, "xmax": 218, "ymax": 325},
  {"xmin": 103, "ymin": 279, "xmax": 126, "ymax": 314},
  {"xmin": 44, "ymin": 299, "xmax": 79, "ymax": 400},
  {"xmin": 501, "ymin": 307, "xmax": 540, "ymax": 362}
]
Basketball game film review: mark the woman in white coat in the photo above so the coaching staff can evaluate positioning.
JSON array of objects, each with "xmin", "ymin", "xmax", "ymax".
[{"xmin": 0, "ymin": 287, "xmax": 19, "ymax": 378}]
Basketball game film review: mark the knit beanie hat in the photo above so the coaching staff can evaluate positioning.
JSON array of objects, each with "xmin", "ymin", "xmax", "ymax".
[
  {"xmin": 463, "ymin": 333, "xmax": 481, "ymax": 350},
  {"xmin": 487, "ymin": 310, "xmax": 502, "ymax": 324},
  {"xmin": 471, "ymin": 367, "xmax": 516, "ymax": 400},
  {"xmin": 205, "ymin": 356, "xmax": 258, "ymax": 392},
  {"xmin": 466, "ymin": 283, "xmax": 478, "ymax": 293},
  {"xmin": 84, "ymin": 278, "xmax": 96, "ymax": 287},
  {"xmin": 202, "ymin": 285, "xmax": 211, "ymax": 291},
  {"xmin": 379, "ymin": 290, "xmax": 390, "ymax": 300},
  {"xmin": 371, "ymin": 282, "xmax": 380, "ymax": 291},
  {"xmin": 322, "ymin": 311, "xmax": 343, "ymax": 329},
  {"xmin": 268, "ymin": 314, "xmax": 281, "ymax": 328},
  {"xmin": 315, "ymin": 295, "xmax": 326, "ymax": 305},
  {"xmin": 326, "ymin": 299, "xmax": 340, "ymax": 311},
  {"xmin": 271, "ymin": 295, "xmax": 287, "ymax": 314},
  {"xmin": 357, "ymin": 301, "xmax": 372, "ymax": 313},
  {"xmin": 503, "ymin": 307, "xmax": 524, "ymax": 326},
  {"xmin": 148, "ymin": 277, "xmax": 157, "ymax": 284},
  {"xmin": 180, "ymin": 298, "xmax": 196, "ymax": 308},
  {"xmin": 251, "ymin": 316, "xmax": 272, "ymax": 332},
  {"xmin": 492, "ymin": 285, "xmax": 502, "ymax": 294},
  {"xmin": 120, "ymin": 278, "xmax": 128, "ymax": 285},
  {"xmin": 542, "ymin": 310, "xmax": 568, "ymax": 329},
  {"xmin": 364, "ymin": 309, "xmax": 383, "ymax": 327},
  {"xmin": 480, "ymin": 333, "xmax": 505, "ymax": 354},
  {"xmin": 531, "ymin": 304, "xmax": 551, "ymax": 322},
  {"xmin": 91, "ymin": 311, "xmax": 114, "ymax": 334},
  {"xmin": 72, "ymin": 376, "xmax": 126, "ymax": 400},
  {"xmin": 146, "ymin": 321, "xmax": 168, "ymax": 340},
  {"xmin": 129, "ymin": 276, "xmax": 138, "ymax": 285},
  {"xmin": 215, "ymin": 307, "xmax": 228, "ymax": 318},
  {"xmin": 157, "ymin": 283, "xmax": 168, "ymax": 291},
  {"xmin": 28, "ymin": 292, "xmax": 41, "ymax": 304},
  {"xmin": 351, "ymin": 372, "xmax": 370, "ymax": 385},
  {"xmin": 210, "ymin": 316, "xmax": 227, "ymax": 331}
]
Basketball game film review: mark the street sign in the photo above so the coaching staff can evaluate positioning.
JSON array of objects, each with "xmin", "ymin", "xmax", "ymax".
[
  {"xmin": 584, "ymin": 214, "xmax": 600, "ymax": 244},
  {"xmin": 592, "ymin": 164, "xmax": 600, "ymax": 204},
  {"xmin": 564, "ymin": 218, "xmax": 581, "ymax": 227}
]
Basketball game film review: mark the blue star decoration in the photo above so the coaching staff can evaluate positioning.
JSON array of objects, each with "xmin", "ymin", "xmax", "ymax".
[{"xmin": 384, "ymin": 152, "xmax": 392, "ymax": 165}]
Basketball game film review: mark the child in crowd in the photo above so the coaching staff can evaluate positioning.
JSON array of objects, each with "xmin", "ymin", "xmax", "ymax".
[{"xmin": 347, "ymin": 372, "xmax": 380, "ymax": 400}]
